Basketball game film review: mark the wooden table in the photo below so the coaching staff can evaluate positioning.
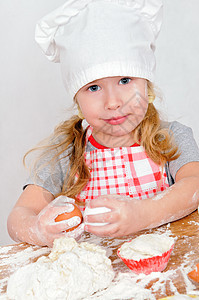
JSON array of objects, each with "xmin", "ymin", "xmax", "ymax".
[{"xmin": 1, "ymin": 211, "xmax": 199, "ymax": 299}]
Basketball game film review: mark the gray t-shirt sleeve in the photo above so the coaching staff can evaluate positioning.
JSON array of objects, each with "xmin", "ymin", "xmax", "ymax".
[
  {"xmin": 168, "ymin": 121, "xmax": 199, "ymax": 181},
  {"xmin": 23, "ymin": 148, "xmax": 70, "ymax": 197}
]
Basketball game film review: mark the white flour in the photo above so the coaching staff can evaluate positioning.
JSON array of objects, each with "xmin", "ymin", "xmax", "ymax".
[
  {"xmin": 86, "ymin": 272, "xmax": 156, "ymax": 300},
  {"xmin": 6, "ymin": 238, "xmax": 114, "ymax": 300},
  {"xmin": 1, "ymin": 223, "xmax": 199, "ymax": 300},
  {"xmin": 0, "ymin": 246, "xmax": 49, "ymax": 267},
  {"xmin": 0, "ymin": 244, "xmax": 50, "ymax": 294},
  {"xmin": 85, "ymin": 267, "xmax": 199, "ymax": 300}
]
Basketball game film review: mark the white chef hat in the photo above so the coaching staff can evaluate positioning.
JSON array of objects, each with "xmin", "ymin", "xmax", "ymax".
[{"xmin": 35, "ymin": 0, "xmax": 163, "ymax": 100}]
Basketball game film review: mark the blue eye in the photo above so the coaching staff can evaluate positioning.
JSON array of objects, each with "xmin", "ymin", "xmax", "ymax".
[
  {"xmin": 88, "ymin": 85, "xmax": 101, "ymax": 92},
  {"xmin": 119, "ymin": 78, "xmax": 132, "ymax": 85}
]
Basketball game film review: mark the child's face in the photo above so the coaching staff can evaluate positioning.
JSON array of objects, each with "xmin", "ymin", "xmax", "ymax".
[{"xmin": 76, "ymin": 76, "xmax": 148, "ymax": 147}]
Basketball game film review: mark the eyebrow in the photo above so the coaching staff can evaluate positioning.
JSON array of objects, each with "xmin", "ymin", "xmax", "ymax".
[{"xmin": 85, "ymin": 80, "xmax": 99, "ymax": 87}]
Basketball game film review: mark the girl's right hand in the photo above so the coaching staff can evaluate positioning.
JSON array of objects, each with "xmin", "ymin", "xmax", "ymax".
[{"xmin": 32, "ymin": 196, "xmax": 84, "ymax": 247}]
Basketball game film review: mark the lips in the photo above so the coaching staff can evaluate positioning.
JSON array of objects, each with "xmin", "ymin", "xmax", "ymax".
[{"xmin": 104, "ymin": 115, "xmax": 128, "ymax": 125}]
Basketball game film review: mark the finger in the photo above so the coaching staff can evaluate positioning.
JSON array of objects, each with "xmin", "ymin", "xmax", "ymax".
[
  {"xmin": 55, "ymin": 216, "xmax": 82, "ymax": 229},
  {"xmin": 84, "ymin": 206, "xmax": 112, "ymax": 222},
  {"xmin": 85, "ymin": 211, "xmax": 116, "ymax": 225},
  {"xmin": 47, "ymin": 216, "xmax": 82, "ymax": 233},
  {"xmin": 85, "ymin": 206, "xmax": 111, "ymax": 215},
  {"xmin": 85, "ymin": 222, "xmax": 119, "ymax": 237}
]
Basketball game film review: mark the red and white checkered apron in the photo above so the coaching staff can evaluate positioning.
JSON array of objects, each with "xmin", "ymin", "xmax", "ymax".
[{"xmin": 76, "ymin": 127, "xmax": 169, "ymax": 203}]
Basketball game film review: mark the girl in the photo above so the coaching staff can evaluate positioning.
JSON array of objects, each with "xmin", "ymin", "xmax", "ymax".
[{"xmin": 7, "ymin": 0, "xmax": 199, "ymax": 247}]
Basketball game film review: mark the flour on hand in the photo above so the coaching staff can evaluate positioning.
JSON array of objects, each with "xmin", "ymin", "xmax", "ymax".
[
  {"xmin": 6, "ymin": 238, "xmax": 115, "ymax": 300},
  {"xmin": 84, "ymin": 206, "xmax": 111, "ymax": 226}
]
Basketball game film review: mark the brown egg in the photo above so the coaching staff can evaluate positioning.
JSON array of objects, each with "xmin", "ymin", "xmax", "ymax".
[{"xmin": 55, "ymin": 204, "xmax": 83, "ymax": 232}]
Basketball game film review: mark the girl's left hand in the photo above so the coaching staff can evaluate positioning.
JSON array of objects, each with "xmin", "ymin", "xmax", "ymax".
[{"xmin": 84, "ymin": 194, "xmax": 145, "ymax": 237}]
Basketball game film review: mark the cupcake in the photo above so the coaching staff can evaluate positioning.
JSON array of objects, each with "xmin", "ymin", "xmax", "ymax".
[{"xmin": 117, "ymin": 234, "xmax": 174, "ymax": 275}]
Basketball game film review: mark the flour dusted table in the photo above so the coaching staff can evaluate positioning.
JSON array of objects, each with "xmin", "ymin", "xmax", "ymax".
[{"xmin": 0, "ymin": 211, "xmax": 199, "ymax": 299}]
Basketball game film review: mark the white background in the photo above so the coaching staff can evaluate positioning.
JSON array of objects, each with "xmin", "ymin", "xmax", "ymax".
[{"xmin": 1, "ymin": 0, "xmax": 199, "ymax": 246}]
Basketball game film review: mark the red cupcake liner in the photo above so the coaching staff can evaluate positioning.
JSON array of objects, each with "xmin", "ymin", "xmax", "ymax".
[{"xmin": 117, "ymin": 243, "xmax": 174, "ymax": 275}]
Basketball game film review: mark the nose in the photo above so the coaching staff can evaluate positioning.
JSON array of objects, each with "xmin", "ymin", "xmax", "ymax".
[{"xmin": 104, "ymin": 90, "xmax": 123, "ymax": 110}]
